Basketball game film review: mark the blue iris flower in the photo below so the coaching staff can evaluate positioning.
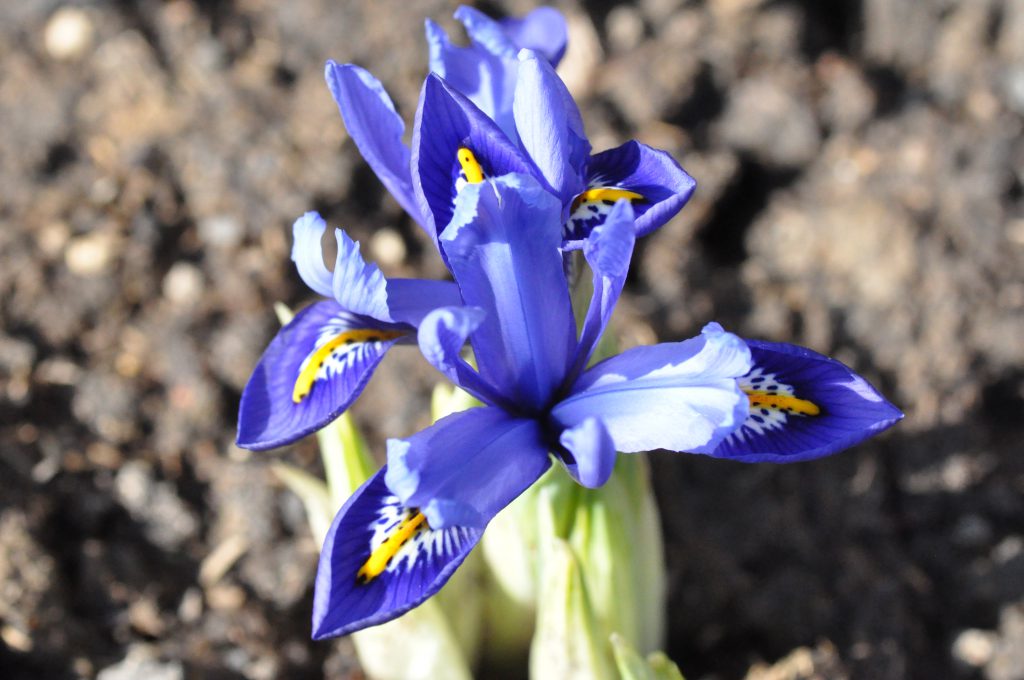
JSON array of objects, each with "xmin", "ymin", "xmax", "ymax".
[{"xmin": 309, "ymin": 173, "xmax": 903, "ymax": 638}]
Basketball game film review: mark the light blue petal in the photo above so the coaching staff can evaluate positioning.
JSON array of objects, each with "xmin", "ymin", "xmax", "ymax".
[
  {"xmin": 416, "ymin": 306, "xmax": 510, "ymax": 408},
  {"xmin": 291, "ymin": 212, "xmax": 335, "ymax": 298},
  {"xmin": 558, "ymin": 417, "xmax": 617, "ymax": 488},
  {"xmin": 513, "ymin": 51, "xmax": 589, "ymax": 206},
  {"xmin": 500, "ymin": 7, "xmax": 568, "ymax": 66},
  {"xmin": 553, "ymin": 323, "xmax": 752, "ymax": 453},
  {"xmin": 385, "ymin": 407, "xmax": 551, "ymax": 528},
  {"xmin": 331, "ymin": 229, "xmax": 391, "ymax": 322},
  {"xmin": 442, "ymin": 173, "xmax": 576, "ymax": 410},
  {"xmin": 325, "ymin": 62, "xmax": 426, "ymax": 227},
  {"xmin": 384, "ymin": 279, "xmax": 463, "ymax": 327}
]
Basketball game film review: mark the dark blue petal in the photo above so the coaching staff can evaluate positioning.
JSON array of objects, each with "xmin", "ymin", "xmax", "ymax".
[
  {"xmin": 237, "ymin": 302, "xmax": 406, "ymax": 450},
  {"xmin": 570, "ymin": 199, "xmax": 636, "ymax": 379},
  {"xmin": 411, "ymin": 74, "xmax": 536, "ymax": 244},
  {"xmin": 513, "ymin": 51, "xmax": 589, "ymax": 206},
  {"xmin": 500, "ymin": 7, "xmax": 568, "ymax": 66},
  {"xmin": 567, "ymin": 141, "xmax": 697, "ymax": 242},
  {"xmin": 557, "ymin": 417, "xmax": 617, "ymax": 488},
  {"xmin": 386, "ymin": 407, "xmax": 551, "ymax": 528},
  {"xmin": 312, "ymin": 468, "xmax": 484, "ymax": 639},
  {"xmin": 442, "ymin": 173, "xmax": 576, "ymax": 411},
  {"xmin": 710, "ymin": 340, "xmax": 904, "ymax": 462},
  {"xmin": 325, "ymin": 62, "xmax": 426, "ymax": 227},
  {"xmin": 553, "ymin": 323, "xmax": 751, "ymax": 454}
]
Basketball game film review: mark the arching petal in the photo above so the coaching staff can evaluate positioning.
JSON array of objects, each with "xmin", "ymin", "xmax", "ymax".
[
  {"xmin": 386, "ymin": 407, "xmax": 551, "ymax": 529},
  {"xmin": 411, "ymin": 74, "xmax": 536, "ymax": 244},
  {"xmin": 237, "ymin": 301, "xmax": 407, "ymax": 450},
  {"xmin": 552, "ymin": 323, "xmax": 751, "ymax": 454},
  {"xmin": 442, "ymin": 173, "xmax": 576, "ymax": 411},
  {"xmin": 312, "ymin": 468, "xmax": 484, "ymax": 639},
  {"xmin": 291, "ymin": 212, "xmax": 334, "ymax": 298},
  {"xmin": 331, "ymin": 228, "xmax": 391, "ymax": 321},
  {"xmin": 383, "ymin": 278, "xmax": 463, "ymax": 327},
  {"xmin": 710, "ymin": 340, "xmax": 904, "ymax": 462},
  {"xmin": 558, "ymin": 417, "xmax": 617, "ymax": 489},
  {"xmin": 325, "ymin": 62, "xmax": 426, "ymax": 227},
  {"xmin": 567, "ymin": 141, "xmax": 696, "ymax": 242},
  {"xmin": 500, "ymin": 7, "xmax": 568, "ymax": 66}
]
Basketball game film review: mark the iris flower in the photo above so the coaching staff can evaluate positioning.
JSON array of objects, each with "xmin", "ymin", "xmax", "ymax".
[{"xmin": 309, "ymin": 172, "xmax": 902, "ymax": 638}]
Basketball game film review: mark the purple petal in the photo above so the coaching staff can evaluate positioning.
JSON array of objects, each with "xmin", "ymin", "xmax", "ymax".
[
  {"xmin": 411, "ymin": 74, "xmax": 536, "ymax": 244},
  {"xmin": 237, "ymin": 301, "xmax": 406, "ymax": 450},
  {"xmin": 513, "ymin": 51, "xmax": 589, "ymax": 206},
  {"xmin": 416, "ymin": 306, "xmax": 509, "ymax": 408},
  {"xmin": 500, "ymin": 7, "xmax": 569, "ymax": 66},
  {"xmin": 442, "ymin": 173, "xmax": 576, "ymax": 410},
  {"xmin": 312, "ymin": 468, "xmax": 484, "ymax": 638},
  {"xmin": 567, "ymin": 141, "xmax": 697, "ymax": 242},
  {"xmin": 710, "ymin": 340, "xmax": 904, "ymax": 462},
  {"xmin": 325, "ymin": 62, "xmax": 426, "ymax": 227},
  {"xmin": 383, "ymin": 278, "xmax": 463, "ymax": 327},
  {"xmin": 558, "ymin": 417, "xmax": 617, "ymax": 488},
  {"xmin": 385, "ymin": 407, "xmax": 551, "ymax": 528},
  {"xmin": 553, "ymin": 323, "xmax": 751, "ymax": 454}
]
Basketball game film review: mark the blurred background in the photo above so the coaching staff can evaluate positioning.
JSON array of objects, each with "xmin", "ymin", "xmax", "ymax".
[{"xmin": 1, "ymin": 0, "xmax": 1023, "ymax": 678}]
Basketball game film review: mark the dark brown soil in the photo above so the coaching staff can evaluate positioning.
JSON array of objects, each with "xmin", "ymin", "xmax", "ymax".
[{"xmin": 2, "ymin": 1, "xmax": 1022, "ymax": 679}]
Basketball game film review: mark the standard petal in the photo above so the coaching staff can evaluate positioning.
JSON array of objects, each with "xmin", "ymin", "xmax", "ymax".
[
  {"xmin": 513, "ymin": 51, "xmax": 589, "ymax": 206},
  {"xmin": 570, "ymin": 199, "xmax": 636, "ymax": 378},
  {"xmin": 442, "ymin": 173, "xmax": 576, "ymax": 410},
  {"xmin": 416, "ymin": 306, "xmax": 510, "ymax": 408},
  {"xmin": 237, "ymin": 301, "xmax": 407, "ymax": 450},
  {"xmin": 312, "ymin": 468, "xmax": 483, "ymax": 639},
  {"xmin": 411, "ymin": 74, "xmax": 536, "ymax": 244},
  {"xmin": 552, "ymin": 323, "xmax": 751, "ymax": 454},
  {"xmin": 291, "ymin": 212, "xmax": 334, "ymax": 298},
  {"xmin": 500, "ymin": 7, "xmax": 568, "ymax": 66},
  {"xmin": 557, "ymin": 417, "xmax": 617, "ymax": 488},
  {"xmin": 325, "ymin": 62, "xmax": 426, "ymax": 227},
  {"xmin": 710, "ymin": 340, "xmax": 904, "ymax": 462},
  {"xmin": 385, "ymin": 407, "xmax": 551, "ymax": 529},
  {"xmin": 567, "ymin": 141, "xmax": 697, "ymax": 242}
]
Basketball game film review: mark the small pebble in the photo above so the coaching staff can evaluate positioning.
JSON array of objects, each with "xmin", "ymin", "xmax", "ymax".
[
  {"xmin": 44, "ymin": 7, "xmax": 94, "ymax": 61},
  {"xmin": 952, "ymin": 629, "xmax": 997, "ymax": 667}
]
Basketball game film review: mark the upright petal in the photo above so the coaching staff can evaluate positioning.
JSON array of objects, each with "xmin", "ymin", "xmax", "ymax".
[
  {"xmin": 237, "ymin": 301, "xmax": 408, "ymax": 450},
  {"xmin": 552, "ymin": 323, "xmax": 751, "ymax": 454},
  {"xmin": 570, "ymin": 200, "xmax": 636, "ymax": 379},
  {"xmin": 567, "ymin": 141, "xmax": 697, "ymax": 242},
  {"xmin": 325, "ymin": 62, "xmax": 426, "ymax": 227},
  {"xmin": 710, "ymin": 340, "xmax": 904, "ymax": 462},
  {"xmin": 442, "ymin": 174, "xmax": 577, "ymax": 411},
  {"xmin": 557, "ymin": 417, "xmax": 617, "ymax": 489},
  {"xmin": 513, "ymin": 51, "xmax": 589, "ymax": 206},
  {"xmin": 411, "ymin": 74, "xmax": 537, "ymax": 244},
  {"xmin": 331, "ymin": 228, "xmax": 391, "ymax": 321},
  {"xmin": 500, "ymin": 7, "xmax": 568, "ymax": 66},
  {"xmin": 386, "ymin": 407, "xmax": 552, "ymax": 528},
  {"xmin": 312, "ymin": 468, "xmax": 484, "ymax": 638},
  {"xmin": 291, "ymin": 212, "xmax": 334, "ymax": 298}
]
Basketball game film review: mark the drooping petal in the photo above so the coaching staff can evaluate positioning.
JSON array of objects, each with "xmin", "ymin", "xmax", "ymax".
[
  {"xmin": 500, "ymin": 7, "xmax": 568, "ymax": 66},
  {"xmin": 416, "ymin": 306, "xmax": 511, "ymax": 409},
  {"xmin": 513, "ymin": 51, "xmax": 589, "ymax": 206},
  {"xmin": 411, "ymin": 74, "xmax": 536, "ymax": 244},
  {"xmin": 325, "ymin": 62, "xmax": 426, "ymax": 227},
  {"xmin": 441, "ymin": 173, "xmax": 576, "ymax": 410},
  {"xmin": 312, "ymin": 468, "xmax": 483, "ymax": 639},
  {"xmin": 570, "ymin": 199, "xmax": 636, "ymax": 379},
  {"xmin": 425, "ymin": 17, "xmax": 519, "ymax": 144},
  {"xmin": 382, "ymin": 278, "xmax": 463, "ymax": 327},
  {"xmin": 557, "ymin": 417, "xmax": 617, "ymax": 488},
  {"xmin": 710, "ymin": 340, "xmax": 904, "ymax": 462},
  {"xmin": 237, "ymin": 301, "xmax": 408, "ymax": 450},
  {"xmin": 552, "ymin": 323, "xmax": 751, "ymax": 454},
  {"xmin": 566, "ymin": 141, "xmax": 697, "ymax": 242},
  {"xmin": 291, "ymin": 212, "xmax": 334, "ymax": 298},
  {"xmin": 386, "ymin": 407, "xmax": 551, "ymax": 529}
]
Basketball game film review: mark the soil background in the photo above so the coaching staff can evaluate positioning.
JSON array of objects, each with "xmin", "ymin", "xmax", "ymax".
[{"xmin": 2, "ymin": 1, "xmax": 1023, "ymax": 679}]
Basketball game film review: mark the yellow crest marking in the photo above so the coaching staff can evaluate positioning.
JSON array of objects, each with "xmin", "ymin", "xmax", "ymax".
[
  {"xmin": 570, "ymin": 187, "xmax": 644, "ymax": 212},
  {"xmin": 357, "ymin": 510, "xmax": 428, "ymax": 584},
  {"xmin": 292, "ymin": 328, "xmax": 406, "ymax": 404},
  {"xmin": 457, "ymin": 147, "xmax": 485, "ymax": 184},
  {"xmin": 745, "ymin": 390, "xmax": 821, "ymax": 416}
]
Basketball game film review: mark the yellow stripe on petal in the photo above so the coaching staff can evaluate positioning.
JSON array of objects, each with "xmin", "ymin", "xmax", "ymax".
[
  {"xmin": 457, "ymin": 147, "xmax": 485, "ymax": 184},
  {"xmin": 570, "ymin": 187, "xmax": 644, "ymax": 212},
  {"xmin": 745, "ymin": 390, "xmax": 821, "ymax": 416},
  {"xmin": 357, "ymin": 510, "xmax": 428, "ymax": 584},
  {"xmin": 292, "ymin": 328, "xmax": 406, "ymax": 404}
]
